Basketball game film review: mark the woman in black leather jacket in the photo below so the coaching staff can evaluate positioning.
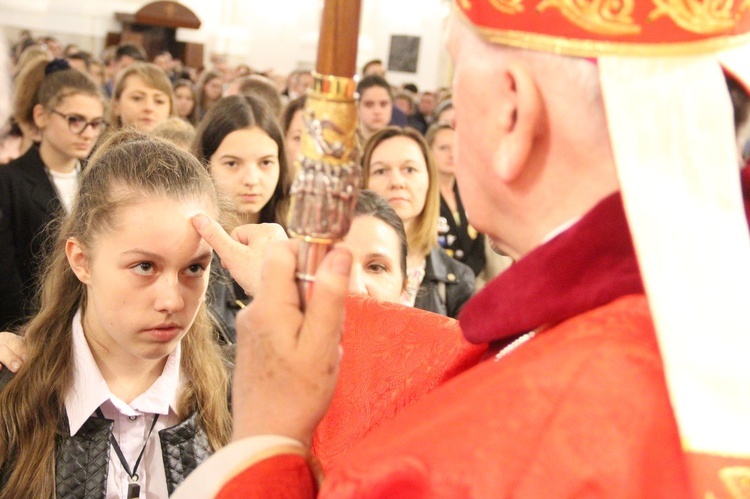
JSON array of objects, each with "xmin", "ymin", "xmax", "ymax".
[{"xmin": 362, "ymin": 127, "xmax": 475, "ymax": 318}]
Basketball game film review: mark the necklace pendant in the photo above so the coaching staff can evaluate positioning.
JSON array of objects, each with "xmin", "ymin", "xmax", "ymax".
[{"xmin": 127, "ymin": 482, "xmax": 141, "ymax": 499}]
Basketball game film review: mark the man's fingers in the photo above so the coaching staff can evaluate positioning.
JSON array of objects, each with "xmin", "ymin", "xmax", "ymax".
[
  {"xmin": 256, "ymin": 239, "xmax": 303, "ymax": 310},
  {"xmin": 302, "ymin": 247, "xmax": 352, "ymax": 349},
  {"xmin": 229, "ymin": 222, "xmax": 288, "ymax": 246},
  {"xmin": 192, "ymin": 213, "xmax": 235, "ymax": 262}
]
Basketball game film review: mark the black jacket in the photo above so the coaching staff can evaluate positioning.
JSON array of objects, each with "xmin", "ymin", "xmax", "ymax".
[
  {"xmin": 0, "ymin": 367, "xmax": 212, "ymax": 498},
  {"xmin": 414, "ymin": 247, "xmax": 475, "ymax": 319},
  {"xmin": 207, "ymin": 253, "xmax": 252, "ymax": 345},
  {"xmin": 0, "ymin": 144, "xmax": 63, "ymax": 330},
  {"xmin": 439, "ymin": 185, "xmax": 486, "ymax": 277}
]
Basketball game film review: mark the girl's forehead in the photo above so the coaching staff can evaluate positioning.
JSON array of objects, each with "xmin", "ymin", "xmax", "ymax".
[{"xmin": 91, "ymin": 195, "xmax": 216, "ymax": 252}]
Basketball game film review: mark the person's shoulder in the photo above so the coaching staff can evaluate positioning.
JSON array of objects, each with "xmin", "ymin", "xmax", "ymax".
[{"xmin": 0, "ymin": 146, "xmax": 42, "ymax": 178}]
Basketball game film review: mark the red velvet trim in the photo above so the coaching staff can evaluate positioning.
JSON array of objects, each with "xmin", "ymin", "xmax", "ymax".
[
  {"xmin": 217, "ymin": 454, "xmax": 317, "ymax": 499},
  {"xmin": 460, "ymin": 192, "xmax": 644, "ymax": 344}
]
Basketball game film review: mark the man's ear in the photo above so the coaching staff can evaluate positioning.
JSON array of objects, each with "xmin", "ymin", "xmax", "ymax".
[
  {"xmin": 66, "ymin": 237, "xmax": 91, "ymax": 284},
  {"xmin": 494, "ymin": 63, "xmax": 543, "ymax": 183},
  {"xmin": 32, "ymin": 104, "xmax": 47, "ymax": 129}
]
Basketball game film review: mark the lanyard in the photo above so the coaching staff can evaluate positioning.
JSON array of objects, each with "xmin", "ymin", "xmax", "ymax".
[{"xmin": 96, "ymin": 408, "xmax": 160, "ymax": 499}]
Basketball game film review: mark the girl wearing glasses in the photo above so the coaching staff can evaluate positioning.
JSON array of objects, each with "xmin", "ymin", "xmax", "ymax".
[{"xmin": 0, "ymin": 58, "xmax": 105, "ymax": 331}]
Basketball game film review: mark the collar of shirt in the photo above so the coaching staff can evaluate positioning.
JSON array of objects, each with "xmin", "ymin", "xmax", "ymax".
[{"xmin": 64, "ymin": 309, "xmax": 182, "ymax": 436}]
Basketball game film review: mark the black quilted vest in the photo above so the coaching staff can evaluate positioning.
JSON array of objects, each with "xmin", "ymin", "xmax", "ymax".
[
  {"xmin": 0, "ymin": 368, "xmax": 213, "ymax": 498},
  {"xmin": 56, "ymin": 411, "xmax": 213, "ymax": 498}
]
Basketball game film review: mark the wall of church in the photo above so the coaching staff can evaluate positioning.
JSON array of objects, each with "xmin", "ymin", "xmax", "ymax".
[{"xmin": 0, "ymin": 0, "xmax": 452, "ymax": 90}]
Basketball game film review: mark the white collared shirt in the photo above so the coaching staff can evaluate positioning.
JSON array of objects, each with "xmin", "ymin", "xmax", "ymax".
[{"xmin": 65, "ymin": 310, "xmax": 182, "ymax": 498}]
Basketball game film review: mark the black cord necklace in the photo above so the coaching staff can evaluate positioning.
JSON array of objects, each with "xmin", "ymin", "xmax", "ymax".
[{"xmin": 96, "ymin": 408, "xmax": 160, "ymax": 499}]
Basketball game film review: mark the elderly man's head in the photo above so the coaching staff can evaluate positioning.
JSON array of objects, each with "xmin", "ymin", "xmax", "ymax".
[{"xmin": 445, "ymin": 16, "xmax": 617, "ymax": 260}]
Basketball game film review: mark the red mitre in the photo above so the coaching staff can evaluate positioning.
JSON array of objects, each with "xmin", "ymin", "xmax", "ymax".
[{"xmin": 454, "ymin": 0, "xmax": 750, "ymax": 56}]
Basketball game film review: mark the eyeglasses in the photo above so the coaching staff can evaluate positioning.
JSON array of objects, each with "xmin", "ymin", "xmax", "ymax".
[{"xmin": 51, "ymin": 110, "xmax": 106, "ymax": 135}]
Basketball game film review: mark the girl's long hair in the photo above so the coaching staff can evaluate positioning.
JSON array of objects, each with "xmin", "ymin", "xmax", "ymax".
[{"xmin": 0, "ymin": 130, "xmax": 231, "ymax": 499}]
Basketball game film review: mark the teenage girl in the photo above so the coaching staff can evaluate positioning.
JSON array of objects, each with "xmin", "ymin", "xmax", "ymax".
[
  {"xmin": 0, "ymin": 130, "xmax": 231, "ymax": 498},
  {"xmin": 1, "ymin": 59, "xmax": 105, "ymax": 330}
]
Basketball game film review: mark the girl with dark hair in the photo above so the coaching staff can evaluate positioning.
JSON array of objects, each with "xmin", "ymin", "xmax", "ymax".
[
  {"xmin": 0, "ymin": 130, "xmax": 231, "ymax": 498},
  {"xmin": 193, "ymin": 94, "xmax": 292, "ymax": 342},
  {"xmin": 344, "ymin": 189, "xmax": 407, "ymax": 303},
  {"xmin": 280, "ymin": 95, "xmax": 306, "ymax": 172},
  {"xmin": 1, "ymin": 59, "xmax": 105, "ymax": 330}
]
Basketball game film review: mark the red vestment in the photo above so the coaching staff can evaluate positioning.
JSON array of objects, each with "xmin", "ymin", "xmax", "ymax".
[{"xmin": 218, "ymin": 193, "xmax": 691, "ymax": 498}]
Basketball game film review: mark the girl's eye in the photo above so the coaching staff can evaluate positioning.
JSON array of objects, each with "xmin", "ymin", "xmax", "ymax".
[
  {"xmin": 132, "ymin": 262, "xmax": 155, "ymax": 275},
  {"xmin": 371, "ymin": 168, "xmax": 386, "ymax": 176},
  {"xmin": 404, "ymin": 166, "xmax": 417, "ymax": 174},
  {"xmin": 223, "ymin": 161, "xmax": 238, "ymax": 169},
  {"xmin": 261, "ymin": 159, "xmax": 277, "ymax": 168},
  {"xmin": 184, "ymin": 264, "xmax": 206, "ymax": 277}
]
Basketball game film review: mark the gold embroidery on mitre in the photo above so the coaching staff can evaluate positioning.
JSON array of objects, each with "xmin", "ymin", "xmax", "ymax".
[
  {"xmin": 490, "ymin": 0, "xmax": 525, "ymax": 14},
  {"xmin": 717, "ymin": 466, "xmax": 750, "ymax": 498},
  {"xmin": 647, "ymin": 0, "xmax": 736, "ymax": 33},
  {"xmin": 536, "ymin": 0, "xmax": 642, "ymax": 35}
]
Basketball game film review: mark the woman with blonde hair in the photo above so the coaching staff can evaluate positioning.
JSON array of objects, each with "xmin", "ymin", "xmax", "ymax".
[
  {"xmin": 109, "ymin": 62, "xmax": 173, "ymax": 132},
  {"xmin": 0, "ymin": 130, "xmax": 231, "ymax": 498},
  {"xmin": 10, "ymin": 46, "xmax": 53, "ymax": 157},
  {"xmin": 426, "ymin": 122, "xmax": 486, "ymax": 278},
  {"xmin": 362, "ymin": 126, "xmax": 474, "ymax": 318}
]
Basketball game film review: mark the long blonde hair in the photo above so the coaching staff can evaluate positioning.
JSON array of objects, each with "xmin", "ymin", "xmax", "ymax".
[{"xmin": 0, "ymin": 130, "xmax": 231, "ymax": 499}]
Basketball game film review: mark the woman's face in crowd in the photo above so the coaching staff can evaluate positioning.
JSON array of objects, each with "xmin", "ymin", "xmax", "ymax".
[
  {"xmin": 67, "ymin": 195, "xmax": 214, "ymax": 367},
  {"xmin": 37, "ymin": 93, "xmax": 104, "ymax": 161},
  {"xmin": 431, "ymin": 128, "xmax": 455, "ymax": 177},
  {"xmin": 115, "ymin": 75, "xmax": 171, "ymax": 132},
  {"xmin": 342, "ymin": 215, "xmax": 404, "ymax": 303},
  {"xmin": 367, "ymin": 136, "xmax": 430, "ymax": 232},
  {"xmin": 204, "ymin": 77, "xmax": 224, "ymax": 101},
  {"xmin": 285, "ymin": 109, "xmax": 304, "ymax": 169},
  {"xmin": 209, "ymin": 126, "xmax": 281, "ymax": 224},
  {"xmin": 174, "ymin": 85, "xmax": 195, "ymax": 119}
]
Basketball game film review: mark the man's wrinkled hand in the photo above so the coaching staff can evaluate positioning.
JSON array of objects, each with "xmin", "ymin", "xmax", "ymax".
[
  {"xmin": 231, "ymin": 239, "xmax": 352, "ymax": 446},
  {"xmin": 192, "ymin": 214, "xmax": 288, "ymax": 297}
]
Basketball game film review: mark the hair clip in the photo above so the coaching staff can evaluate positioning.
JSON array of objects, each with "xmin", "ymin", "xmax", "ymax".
[{"xmin": 45, "ymin": 58, "xmax": 71, "ymax": 76}]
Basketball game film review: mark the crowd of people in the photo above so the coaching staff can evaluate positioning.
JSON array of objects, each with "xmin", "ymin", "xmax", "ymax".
[
  {"xmin": 1, "ymin": 30, "xmax": 499, "ymax": 335},
  {"xmin": 1, "ymin": 1, "xmax": 749, "ymax": 496},
  {"xmin": 0, "ymin": 22, "xmax": 507, "ymax": 498}
]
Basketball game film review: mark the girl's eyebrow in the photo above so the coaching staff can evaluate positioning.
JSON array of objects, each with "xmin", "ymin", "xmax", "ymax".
[{"xmin": 121, "ymin": 248, "xmax": 214, "ymax": 262}]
